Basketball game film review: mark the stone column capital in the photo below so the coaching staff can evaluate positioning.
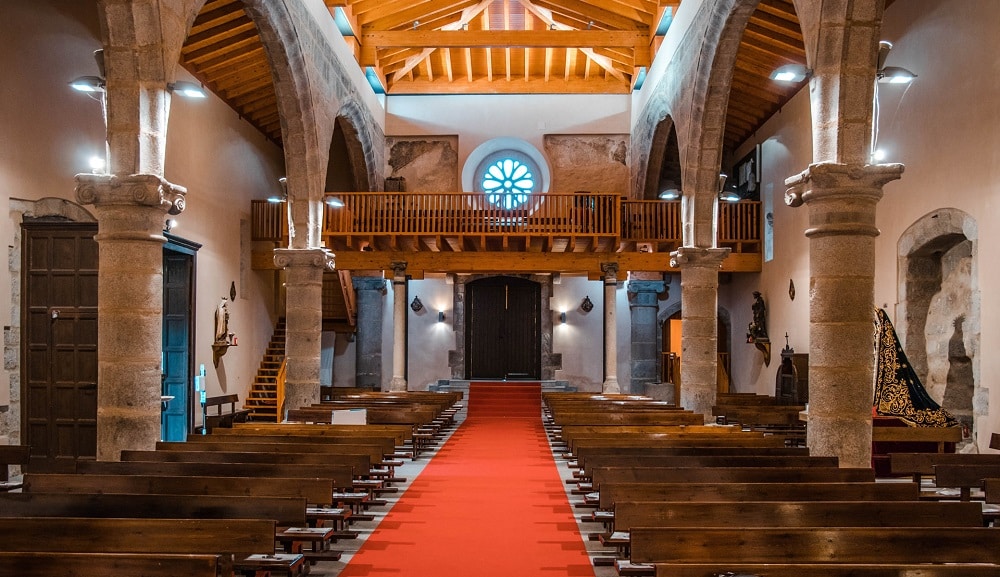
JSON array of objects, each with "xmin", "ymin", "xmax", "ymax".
[
  {"xmin": 784, "ymin": 162, "xmax": 904, "ymax": 207},
  {"xmin": 390, "ymin": 261, "xmax": 408, "ymax": 282},
  {"xmin": 627, "ymin": 280, "xmax": 666, "ymax": 295},
  {"xmin": 273, "ymin": 248, "xmax": 335, "ymax": 271},
  {"xmin": 600, "ymin": 262, "xmax": 619, "ymax": 281},
  {"xmin": 75, "ymin": 173, "xmax": 186, "ymax": 215},
  {"xmin": 669, "ymin": 247, "xmax": 730, "ymax": 269}
]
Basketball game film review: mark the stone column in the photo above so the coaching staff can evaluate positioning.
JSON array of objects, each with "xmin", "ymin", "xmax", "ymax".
[
  {"xmin": 628, "ymin": 278, "xmax": 666, "ymax": 395},
  {"xmin": 353, "ymin": 276, "xmax": 387, "ymax": 390},
  {"xmin": 75, "ymin": 173, "xmax": 185, "ymax": 460},
  {"xmin": 388, "ymin": 262, "xmax": 408, "ymax": 391},
  {"xmin": 601, "ymin": 263, "xmax": 620, "ymax": 394},
  {"xmin": 274, "ymin": 248, "xmax": 334, "ymax": 418},
  {"xmin": 785, "ymin": 162, "xmax": 903, "ymax": 468},
  {"xmin": 670, "ymin": 247, "xmax": 730, "ymax": 421}
]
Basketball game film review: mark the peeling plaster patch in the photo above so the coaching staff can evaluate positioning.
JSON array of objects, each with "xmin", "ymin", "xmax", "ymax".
[
  {"xmin": 544, "ymin": 135, "xmax": 630, "ymax": 193},
  {"xmin": 386, "ymin": 137, "xmax": 459, "ymax": 192}
]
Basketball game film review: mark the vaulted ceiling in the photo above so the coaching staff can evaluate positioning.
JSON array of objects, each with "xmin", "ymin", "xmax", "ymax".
[{"xmin": 180, "ymin": 0, "xmax": 807, "ymax": 156}]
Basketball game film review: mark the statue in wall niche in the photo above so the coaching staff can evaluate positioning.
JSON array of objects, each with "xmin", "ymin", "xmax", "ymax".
[
  {"xmin": 747, "ymin": 291, "xmax": 771, "ymax": 366},
  {"xmin": 215, "ymin": 297, "xmax": 230, "ymax": 344}
]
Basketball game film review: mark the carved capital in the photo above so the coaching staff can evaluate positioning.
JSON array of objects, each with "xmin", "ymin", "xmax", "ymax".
[
  {"xmin": 273, "ymin": 248, "xmax": 335, "ymax": 271},
  {"xmin": 75, "ymin": 173, "xmax": 187, "ymax": 215},
  {"xmin": 669, "ymin": 246, "xmax": 730, "ymax": 269},
  {"xmin": 627, "ymin": 280, "xmax": 666, "ymax": 295},
  {"xmin": 389, "ymin": 261, "xmax": 408, "ymax": 280},
  {"xmin": 352, "ymin": 276, "xmax": 387, "ymax": 293},
  {"xmin": 784, "ymin": 162, "xmax": 903, "ymax": 238},
  {"xmin": 600, "ymin": 262, "xmax": 619, "ymax": 280}
]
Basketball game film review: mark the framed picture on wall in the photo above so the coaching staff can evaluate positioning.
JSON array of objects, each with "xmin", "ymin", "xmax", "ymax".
[{"xmin": 733, "ymin": 144, "xmax": 761, "ymax": 200}]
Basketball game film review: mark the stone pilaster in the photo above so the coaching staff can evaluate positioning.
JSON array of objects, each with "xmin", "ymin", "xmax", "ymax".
[
  {"xmin": 628, "ymin": 280, "xmax": 666, "ymax": 395},
  {"xmin": 388, "ymin": 262, "xmax": 408, "ymax": 391},
  {"xmin": 601, "ymin": 263, "xmax": 620, "ymax": 394},
  {"xmin": 785, "ymin": 162, "xmax": 903, "ymax": 468},
  {"xmin": 74, "ymin": 173, "xmax": 185, "ymax": 460},
  {"xmin": 670, "ymin": 246, "xmax": 730, "ymax": 421},
  {"xmin": 274, "ymin": 248, "xmax": 334, "ymax": 418},
  {"xmin": 353, "ymin": 276, "xmax": 387, "ymax": 390}
]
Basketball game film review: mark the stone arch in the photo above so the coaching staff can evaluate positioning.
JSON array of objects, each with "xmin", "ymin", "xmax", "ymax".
[
  {"xmin": 897, "ymin": 208, "xmax": 982, "ymax": 449},
  {"xmin": 656, "ymin": 302, "xmax": 733, "ymax": 387},
  {"xmin": 640, "ymin": 115, "xmax": 682, "ymax": 201},
  {"xmin": 330, "ymin": 103, "xmax": 377, "ymax": 192}
]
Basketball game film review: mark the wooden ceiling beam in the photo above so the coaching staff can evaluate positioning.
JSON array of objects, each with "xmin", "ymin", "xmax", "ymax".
[
  {"xmin": 181, "ymin": 28, "xmax": 261, "ymax": 64},
  {"xmin": 743, "ymin": 24, "xmax": 805, "ymax": 57},
  {"xmin": 362, "ymin": 29, "xmax": 646, "ymax": 50},
  {"xmin": 382, "ymin": 75, "xmax": 628, "ymax": 94},
  {"xmin": 189, "ymin": 2, "xmax": 246, "ymax": 36},
  {"xmin": 366, "ymin": 0, "xmax": 479, "ymax": 32},
  {"xmin": 184, "ymin": 17, "xmax": 255, "ymax": 53},
  {"xmin": 350, "ymin": 0, "xmax": 416, "ymax": 25},
  {"xmin": 186, "ymin": 44, "xmax": 263, "ymax": 74},
  {"xmin": 533, "ymin": 0, "xmax": 650, "ymax": 29},
  {"xmin": 749, "ymin": 10, "xmax": 803, "ymax": 39}
]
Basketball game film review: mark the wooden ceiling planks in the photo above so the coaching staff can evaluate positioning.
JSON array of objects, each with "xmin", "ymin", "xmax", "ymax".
[{"xmin": 177, "ymin": 0, "xmax": 808, "ymax": 158}]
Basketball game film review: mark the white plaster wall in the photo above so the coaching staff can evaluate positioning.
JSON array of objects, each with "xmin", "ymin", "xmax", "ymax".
[
  {"xmin": 552, "ymin": 275, "xmax": 615, "ymax": 391},
  {"xmin": 384, "ymin": 94, "xmax": 630, "ymax": 184},
  {"xmin": 874, "ymin": 0, "xmax": 1000, "ymax": 451},
  {"xmin": 0, "ymin": 1, "xmax": 284, "ymax": 410},
  {"xmin": 331, "ymin": 332, "xmax": 357, "ymax": 388},
  {"xmin": 629, "ymin": 0, "xmax": 699, "ymax": 130},
  {"xmin": 406, "ymin": 276, "xmax": 454, "ymax": 390}
]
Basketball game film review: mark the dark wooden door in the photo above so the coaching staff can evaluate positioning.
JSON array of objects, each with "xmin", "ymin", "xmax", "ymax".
[
  {"xmin": 22, "ymin": 222, "xmax": 98, "ymax": 467},
  {"xmin": 162, "ymin": 238, "xmax": 198, "ymax": 441},
  {"xmin": 466, "ymin": 276, "xmax": 540, "ymax": 380}
]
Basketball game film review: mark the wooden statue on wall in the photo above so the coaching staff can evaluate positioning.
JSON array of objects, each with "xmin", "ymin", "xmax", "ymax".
[{"xmin": 746, "ymin": 291, "xmax": 771, "ymax": 366}]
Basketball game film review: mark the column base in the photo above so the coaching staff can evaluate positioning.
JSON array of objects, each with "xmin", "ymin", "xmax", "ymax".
[
  {"xmin": 602, "ymin": 376, "xmax": 620, "ymax": 394},
  {"xmin": 388, "ymin": 377, "xmax": 408, "ymax": 392}
]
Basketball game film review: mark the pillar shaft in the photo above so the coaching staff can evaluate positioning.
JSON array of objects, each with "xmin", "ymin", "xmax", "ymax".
[
  {"xmin": 671, "ymin": 247, "xmax": 729, "ymax": 421},
  {"xmin": 628, "ymin": 279, "xmax": 666, "ymax": 395},
  {"xmin": 75, "ymin": 173, "xmax": 185, "ymax": 460},
  {"xmin": 353, "ymin": 276, "xmax": 387, "ymax": 390},
  {"xmin": 275, "ymin": 249, "xmax": 334, "ymax": 418},
  {"xmin": 389, "ymin": 264, "xmax": 407, "ymax": 391},
  {"xmin": 602, "ymin": 263, "xmax": 620, "ymax": 393},
  {"xmin": 786, "ymin": 162, "xmax": 903, "ymax": 468}
]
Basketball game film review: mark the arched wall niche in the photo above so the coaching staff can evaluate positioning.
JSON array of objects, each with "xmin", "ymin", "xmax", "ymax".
[{"xmin": 897, "ymin": 208, "xmax": 982, "ymax": 448}]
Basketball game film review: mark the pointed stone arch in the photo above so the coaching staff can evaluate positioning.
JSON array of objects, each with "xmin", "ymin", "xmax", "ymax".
[
  {"xmin": 897, "ymin": 208, "xmax": 982, "ymax": 449},
  {"xmin": 330, "ymin": 102, "xmax": 379, "ymax": 193},
  {"xmin": 640, "ymin": 115, "xmax": 682, "ymax": 201}
]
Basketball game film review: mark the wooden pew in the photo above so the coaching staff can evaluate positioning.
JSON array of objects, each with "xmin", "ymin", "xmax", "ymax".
[
  {"xmin": 23, "ymin": 474, "xmax": 335, "ymax": 505},
  {"xmin": 121, "ymin": 449, "xmax": 371, "ymax": 479},
  {"xmin": 992, "ymin": 432, "xmax": 999, "ymax": 450},
  {"xmin": 571, "ymin": 446, "xmax": 809, "ymax": 473},
  {"xmin": 547, "ymin": 411, "xmax": 703, "ymax": 426},
  {"xmin": 75, "ymin": 459, "xmax": 356, "ymax": 489},
  {"xmin": 934, "ymin": 463, "xmax": 1000, "ymax": 501},
  {"xmin": 201, "ymin": 393, "xmax": 251, "ymax": 431},
  {"xmin": 596, "ymin": 482, "xmax": 920, "ymax": 510},
  {"xmin": 228, "ymin": 422, "xmax": 413, "ymax": 447},
  {"xmin": 0, "ymin": 445, "xmax": 30, "ymax": 492},
  {"xmin": 567, "ymin": 436, "xmax": 790, "ymax": 455},
  {"xmin": 575, "ymin": 455, "xmax": 838, "ymax": 481},
  {"xmin": 628, "ymin": 527, "xmax": 1000, "ymax": 564},
  {"xmin": 986, "ymin": 477, "xmax": 1000, "ymax": 503},
  {"xmin": 0, "ymin": 552, "xmax": 221, "ymax": 577},
  {"xmin": 0, "ymin": 492, "xmax": 307, "ymax": 526},
  {"xmin": 889, "ymin": 452, "xmax": 1000, "ymax": 485},
  {"xmin": 0, "ymin": 518, "xmax": 278, "ymax": 576},
  {"xmin": 591, "ymin": 466, "xmax": 874, "ymax": 487},
  {"xmin": 652, "ymin": 563, "xmax": 1000, "ymax": 577}
]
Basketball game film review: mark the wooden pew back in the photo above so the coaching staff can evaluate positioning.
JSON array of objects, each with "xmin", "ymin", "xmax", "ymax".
[
  {"xmin": 229, "ymin": 423, "xmax": 412, "ymax": 444},
  {"xmin": 598, "ymin": 482, "xmax": 920, "ymax": 510},
  {"xmin": 75, "ymin": 459, "xmax": 355, "ymax": 488},
  {"xmin": 0, "ymin": 552, "xmax": 220, "ymax": 577},
  {"xmin": 592, "ymin": 466, "xmax": 874, "ymax": 487},
  {"xmin": 653, "ymin": 563, "xmax": 1000, "ymax": 577},
  {"xmin": 122, "ymin": 449, "xmax": 371, "ymax": 475},
  {"xmin": 580, "ymin": 455, "xmax": 837, "ymax": 478}
]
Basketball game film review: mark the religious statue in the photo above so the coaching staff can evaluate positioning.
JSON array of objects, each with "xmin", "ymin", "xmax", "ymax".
[
  {"xmin": 215, "ymin": 297, "xmax": 230, "ymax": 344},
  {"xmin": 747, "ymin": 291, "xmax": 768, "ymax": 342}
]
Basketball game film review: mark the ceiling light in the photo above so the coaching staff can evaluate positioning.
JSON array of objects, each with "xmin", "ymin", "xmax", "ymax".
[
  {"xmin": 168, "ymin": 81, "xmax": 207, "ymax": 98},
  {"xmin": 69, "ymin": 76, "xmax": 105, "ymax": 93},
  {"xmin": 326, "ymin": 196, "xmax": 345, "ymax": 208},
  {"xmin": 659, "ymin": 189, "xmax": 680, "ymax": 200},
  {"xmin": 877, "ymin": 66, "xmax": 916, "ymax": 84},
  {"xmin": 769, "ymin": 64, "xmax": 811, "ymax": 83}
]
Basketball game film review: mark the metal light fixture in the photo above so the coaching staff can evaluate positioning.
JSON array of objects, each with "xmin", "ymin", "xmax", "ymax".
[
  {"xmin": 876, "ymin": 40, "xmax": 917, "ymax": 84},
  {"xmin": 325, "ymin": 196, "xmax": 345, "ymax": 208},
  {"xmin": 437, "ymin": 311, "xmax": 445, "ymax": 323},
  {"xmin": 410, "ymin": 296, "xmax": 424, "ymax": 312},
  {"xmin": 659, "ymin": 189, "xmax": 680, "ymax": 200},
  {"xmin": 168, "ymin": 80, "xmax": 207, "ymax": 98},
  {"xmin": 769, "ymin": 63, "xmax": 811, "ymax": 83},
  {"xmin": 164, "ymin": 218, "xmax": 178, "ymax": 232},
  {"xmin": 268, "ymin": 177, "xmax": 288, "ymax": 203},
  {"xmin": 559, "ymin": 311, "xmax": 567, "ymax": 324},
  {"xmin": 69, "ymin": 76, "xmax": 105, "ymax": 93},
  {"xmin": 719, "ymin": 172, "xmax": 740, "ymax": 202}
]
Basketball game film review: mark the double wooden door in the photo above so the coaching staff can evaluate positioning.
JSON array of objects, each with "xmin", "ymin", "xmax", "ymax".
[{"xmin": 466, "ymin": 276, "xmax": 540, "ymax": 380}]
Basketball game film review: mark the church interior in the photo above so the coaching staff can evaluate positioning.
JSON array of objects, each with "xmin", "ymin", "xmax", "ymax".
[{"xmin": 2, "ymin": 0, "xmax": 1000, "ymax": 574}]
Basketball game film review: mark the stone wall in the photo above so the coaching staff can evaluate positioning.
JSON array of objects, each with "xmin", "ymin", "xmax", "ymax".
[
  {"xmin": 543, "ymin": 135, "xmax": 629, "ymax": 193},
  {"xmin": 385, "ymin": 137, "xmax": 459, "ymax": 192}
]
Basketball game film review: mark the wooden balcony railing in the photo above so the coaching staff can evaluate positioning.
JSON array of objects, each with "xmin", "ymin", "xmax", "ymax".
[{"xmin": 251, "ymin": 193, "xmax": 761, "ymax": 252}]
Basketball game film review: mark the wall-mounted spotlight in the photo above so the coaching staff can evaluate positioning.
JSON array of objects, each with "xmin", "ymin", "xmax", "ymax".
[
  {"xmin": 69, "ymin": 76, "xmax": 105, "ymax": 93},
  {"xmin": 168, "ymin": 81, "xmax": 207, "ymax": 98},
  {"xmin": 410, "ymin": 296, "xmax": 424, "ymax": 312},
  {"xmin": 268, "ymin": 177, "xmax": 288, "ymax": 203},
  {"xmin": 718, "ymin": 172, "xmax": 740, "ymax": 202},
  {"xmin": 437, "ymin": 311, "xmax": 445, "ymax": 323},
  {"xmin": 876, "ymin": 41, "xmax": 917, "ymax": 84},
  {"xmin": 164, "ymin": 218, "xmax": 178, "ymax": 233},
  {"xmin": 325, "ymin": 196, "xmax": 345, "ymax": 208},
  {"xmin": 559, "ymin": 311, "xmax": 567, "ymax": 324},
  {"xmin": 88, "ymin": 156, "xmax": 106, "ymax": 174},
  {"xmin": 769, "ymin": 63, "xmax": 811, "ymax": 83},
  {"xmin": 658, "ymin": 189, "xmax": 680, "ymax": 200}
]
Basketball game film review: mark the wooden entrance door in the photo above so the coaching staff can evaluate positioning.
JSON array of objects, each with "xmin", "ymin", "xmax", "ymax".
[
  {"xmin": 466, "ymin": 276, "xmax": 540, "ymax": 380},
  {"xmin": 162, "ymin": 237, "xmax": 198, "ymax": 441},
  {"xmin": 22, "ymin": 222, "xmax": 98, "ymax": 468}
]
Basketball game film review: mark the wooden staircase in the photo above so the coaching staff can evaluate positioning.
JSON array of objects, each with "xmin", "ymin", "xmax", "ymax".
[{"xmin": 245, "ymin": 319, "xmax": 286, "ymax": 422}]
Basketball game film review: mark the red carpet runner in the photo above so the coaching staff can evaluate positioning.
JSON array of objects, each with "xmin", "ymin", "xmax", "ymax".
[{"xmin": 338, "ymin": 383, "xmax": 596, "ymax": 577}]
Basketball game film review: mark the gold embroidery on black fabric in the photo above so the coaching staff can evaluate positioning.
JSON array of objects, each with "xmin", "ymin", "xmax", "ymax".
[{"xmin": 872, "ymin": 308, "xmax": 958, "ymax": 428}]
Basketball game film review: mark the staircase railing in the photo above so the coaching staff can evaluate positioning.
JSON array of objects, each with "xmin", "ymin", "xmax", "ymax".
[{"xmin": 275, "ymin": 358, "xmax": 287, "ymax": 423}]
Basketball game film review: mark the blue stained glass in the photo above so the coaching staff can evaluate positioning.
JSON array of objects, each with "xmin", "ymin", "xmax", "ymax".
[{"xmin": 481, "ymin": 158, "xmax": 533, "ymax": 209}]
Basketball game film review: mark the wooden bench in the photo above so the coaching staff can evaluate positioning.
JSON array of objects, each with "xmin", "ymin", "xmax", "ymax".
[
  {"xmin": 0, "ymin": 445, "xmax": 30, "ymax": 492},
  {"xmin": 651, "ymin": 563, "xmax": 1000, "ymax": 577},
  {"xmin": 628, "ymin": 527, "xmax": 1000, "ymax": 565},
  {"xmin": 75, "ymin": 459, "xmax": 357, "ymax": 490},
  {"xmin": 934, "ymin": 463, "xmax": 1000, "ymax": 501},
  {"xmin": 201, "ymin": 394, "xmax": 251, "ymax": 431},
  {"xmin": 23, "ymin": 474, "xmax": 335, "ymax": 505},
  {"xmin": 572, "ymin": 455, "xmax": 838, "ymax": 484},
  {"xmin": 0, "ymin": 552, "xmax": 221, "ymax": 577},
  {"xmin": 571, "ymin": 446, "xmax": 808, "ymax": 472},
  {"xmin": 0, "ymin": 517, "xmax": 279, "ymax": 576},
  {"xmin": 591, "ymin": 466, "xmax": 874, "ymax": 488},
  {"xmin": 992, "ymin": 432, "xmax": 999, "ymax": 450},
  {"xmin": 986, "ymin": 477, "xmax": 1000, "ymax": 503},
  {"xmin": 596, "ymin": 482, "xmax": 920, "ymax": 511},
  {"xmin": 889, "ymin": 452, "xmax": 1000, "ymax": 486},
  {"xmin": 228, "ymin": 422, "xmax": 413, "ymax": 447},
  {"xmin": 547, "ymin": 411, "xmax": 703, "ymax": 426}
]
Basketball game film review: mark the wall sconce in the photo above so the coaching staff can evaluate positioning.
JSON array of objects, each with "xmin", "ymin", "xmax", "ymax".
[
  {"xmin": 437, "ymin": 311, "xmax": 445, "ymax": 322},
  {"xmin": 69, "ymin": 75, "xmax": 105, "ymax": 93},
  {"xmin": 88, "ymin": 156, "xmax": 106, "ymax": 174},
  {"xmin": 167, "ymin": 81, "xmax": 207, "ymax": 98},
  {"xmin": 410, "ymin": 296, "xmax": 424, "ymax": 312},
  {"xmin": 559, "ymin": 311, "xmax": 567, "ymax": 324},
  {"xmin": 325, "ymin": 196, "xmax": 345, "ymax": 208},
  {"xmin": 718, "ymin": 172, "xmax": 740, "ymax": 202},
  {"xmin": 164, "ymin": 218, "xmax": 178, "ymax": 233},
  {"xmin": 876, "ymin": 41, "xmax": 917, "ymax": 84},
  {"xmin": 268, "ymin": 177, "xmax": 288, "ymax": 203},
  {"xmin": 580, "ymin": 296, "xmax": 594, "ymax": 313},
  {"xmin": 769, "ymin": 63, "xmax": 812, "ymax": 83}
]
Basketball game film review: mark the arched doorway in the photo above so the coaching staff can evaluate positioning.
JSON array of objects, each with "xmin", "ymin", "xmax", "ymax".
[
  {"xmin": 466, "ymin": 276, "xmax": 541, "ymax": 380},
  {"xmin": 659, "ymin": 306, "xmax": 732, "ymax": 396}
]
